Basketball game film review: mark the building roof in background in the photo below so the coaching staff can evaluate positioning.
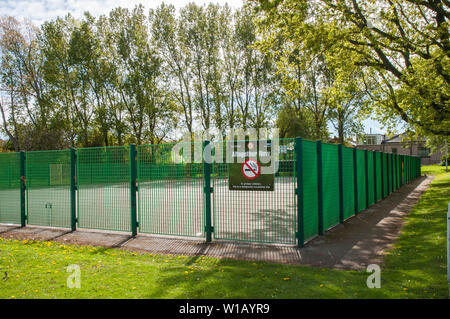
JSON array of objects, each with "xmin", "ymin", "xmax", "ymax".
[{"xmin": 382, "ymin": 133, "xmax": 425, "ymax": 144}]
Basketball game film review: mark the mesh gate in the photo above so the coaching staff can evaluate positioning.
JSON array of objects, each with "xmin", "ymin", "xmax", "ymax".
[
  {"xmin": 76, "ymin": 146, "xmax": 130, "ymax": 232},
  {"xmin": 212, "ymin": 139, "xmax": 296, "ymax": 245},
  {"xmin": 0, "ymin": 152, "xmax": 21, "ymax": 224},
  {"xmin": 137, "ymin": 143, "xmax": 204, "ymax": 238},
  {"xmin": 26, "ymin": 150, "xmax": 71, "ymax": 228}
]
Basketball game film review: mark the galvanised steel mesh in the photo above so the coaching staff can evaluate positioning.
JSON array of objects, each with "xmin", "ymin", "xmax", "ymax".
[
  {"xmin": 76, "ymin": 146, "xmax": 130, "ymax": 232},
  {"xmin": 367, "ymin": 151, "xmax": 375, "ymax": 206},
  {"xmin": 212, "ymin": 139, "xmax": 296, "ymax": 244},
  {"xmin": 0, "ymin": 152, "xmax": 21, "ymax": 224},
  {"xmin": 342, "ymin": 147, "xmax": 355, "ymax": 220},
  {"xmin": 301, "ymin": 140, "xmax": 319, "ymax": 240},
  {"xmin": 137, "ymin": 143, "xmax": 204, "ymax": 238},
  {"xmin": 356, "ymin": 149, "xmax": 367, "ymax": 212},
  {"xmin": 321, "ymin": 143, "xmax": 340, "ymax": 230},
  {"xmin": 26, "ymin": 150, "xmax": 71, "ymax": 228},
  {"xmin": 376, "ymin": 152, "xmax": 382, "ymax": 201}
]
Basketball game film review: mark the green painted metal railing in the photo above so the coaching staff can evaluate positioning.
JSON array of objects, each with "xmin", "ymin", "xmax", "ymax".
[{"xmin": 0, "ymin": 139, "xmax": 422, "ymax": 246}]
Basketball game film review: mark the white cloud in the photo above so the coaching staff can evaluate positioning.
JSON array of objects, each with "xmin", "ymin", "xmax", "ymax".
[{"xmin": 1, "ymin": 0, "xmax": 244, "ymax": 25}]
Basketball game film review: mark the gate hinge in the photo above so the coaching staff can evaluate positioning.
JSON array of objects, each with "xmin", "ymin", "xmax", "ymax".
[{"xmin": 205, "ymin": 226, "xmax": 214, "ymax": 233}]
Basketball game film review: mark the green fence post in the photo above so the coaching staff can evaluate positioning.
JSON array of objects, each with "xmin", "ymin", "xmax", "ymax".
[
  {"xmin": 20, "ymin": 151, "xmax": 26, "ymax": 227},
  {"xmin": 353, "ymin": 147, "xmax": 358, "ymax": 214},
  {"xmin": 364, "ymin": 150, "xmax": 369, "ymax": 208},
  {"xmin": 295, "ymin": 137, "xmax": 304, "ymax": 247},
  {"xmin": 338, "ymin": 144, "xmax": 344, "ymax": 224},
  {"xmin": 129, "ymin": 144, "xmax": 138, "ymax": 237},
  {"xmin": 373, "ymin": 152, "xmax": 377, "ymax": 202},
  {"xmin": 70, "ymin": 148, "xmax": 77, "ymax": 231},
  {"xmin": 317, "ymin": 141, "xmax": 323, "ymax": 235},
  {"xmin": 203, "ymin": 140, "xmax": 213, "ymax": 243}
]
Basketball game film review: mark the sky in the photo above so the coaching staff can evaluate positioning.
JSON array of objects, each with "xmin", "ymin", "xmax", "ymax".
[
  {"xmin": 0, "ymin": 0, "xmax": 244, "ymax": 25},
  {"xmin": 0, "ymin": 0, "xmax": 400, "ymax": 139}
]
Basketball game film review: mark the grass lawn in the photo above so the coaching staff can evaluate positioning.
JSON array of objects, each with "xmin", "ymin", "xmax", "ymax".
[{"xmin": 0, "ymin": 165, "xmax": 448, "ymax": 299}]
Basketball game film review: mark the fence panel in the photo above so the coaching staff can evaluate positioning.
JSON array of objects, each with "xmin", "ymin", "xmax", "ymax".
[
  {"xmin": 77, "ymin": 146, "xmax": 130, "ymax": 232},
  {"xmin": 137, "ymin": 143, "xmax": 204, "ymax": 238},
  {"xmin": 302, "ymin": 140, "xmax": 319, "ymax": 240},
  {"xmin": 212, "ymin": 139, "xmax": 296, "ymax": 244},
  {"xmin": 375, "ymin": 152, "xmax": 382, "ymax": 202},
  {"xmin": 342, "ymin": 147, "xmax": 355, "ymax": 220},
  {"xmin": 26, "ymin": 150, "xmax": 71, "ymax": 228},
  {"xmin": 321, "ymin": 143, "xmax": 340, "ymax": 230},
  {"xmin": 383, "ymin": 153, "xmax": 388, "ymax": 197},
  {"xmin": 367, "ymin": 151, "xmax": 375, "ymax": 206},
  {"xmin": 356, "ymin": 150, "xmax": 367, "ymax": 212},
  {"xmin": 0, "ymin": 152, "xmax": 21, "ymax": 224},
  {"xmin": 395, "ymin": 154, "xmax": 399, "ymax": 189}
]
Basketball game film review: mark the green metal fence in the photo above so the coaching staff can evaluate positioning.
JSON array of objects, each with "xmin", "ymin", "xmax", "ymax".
[
  {"xmin": 0, "ymin": 152, "xmax": 21, "ymax": 224},
  {"xmin": 26, "ymin": 150, "xmax": 71, "ymax": 228},
  {"xmin": 137, "ymin": 143, "xmax": 205, "ymax": 238},
  {"xmin": 76, "ymin": 146, "xmax": 131, "ymax": 232},
  {"xmin": 212, "ymin": 139, "xmax": 297, "ymax": 244},
  {"xmin": 0, "ymin": 139, "xmax": 422, "ymax": 246}
]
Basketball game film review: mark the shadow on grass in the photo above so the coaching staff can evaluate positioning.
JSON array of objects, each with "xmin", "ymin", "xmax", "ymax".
[{"xmin": 144, "ymin": 174, "xmax": 450, "ymax": 299}]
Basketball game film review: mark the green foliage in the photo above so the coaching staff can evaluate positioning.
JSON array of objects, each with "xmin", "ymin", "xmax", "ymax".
[{"xmin": 254, "ymin": 0, "xmax": 449, "ymax": 138}]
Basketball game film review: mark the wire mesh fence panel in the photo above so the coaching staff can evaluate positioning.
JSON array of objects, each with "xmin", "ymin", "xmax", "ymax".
[
  {"xmin": 321, "ymin": 143, "xmax": 340, "ymax": 230},
  {"xmin": 26, "ymin": 150, "xmax": 71, "ymax": 228},
  {"xmin": 77, "ymin": 146, "xmax": 130, "ymax": 232},
  {"xmin": 367, "ymin": 152, "xmax": 375, "ymax": 206},
  {"xmin": 406, "ymin": 156, "xmax": 409, "ymax": 181},
  {"xmin": 388, "ymin": 154, "xmax": 393, "ymax": 194},
  {"xmin": 302, "ymin": 140, "xmax": 319, "ymax": 240},
  {"xmin": 342, "ymin": 147, "xmax": 355, "ymax": 220},
  {"xmin": 212, "ymin": 139, "xmax": 296, "ymax": 244},
  {"xmin": 383, "ymin": 153, "xmax": 388, "ymax": 197},
  {"xmin": 395, "ymin": 155, "xmax": 399, "ymax": 190},
  {"xmin": 376, "ymin": 153, "xmax": 382, "ymax": 201},
  {"xmin": 0, "ymin": 152, "xmax": 21, "ymax": 224},
  {"xmin": 356, "ymin": 150, "xmax": 367, "ymax": 212},
  {"xmin": 137, "ymin": 143, "xmax": 204, "ymax": 238}
]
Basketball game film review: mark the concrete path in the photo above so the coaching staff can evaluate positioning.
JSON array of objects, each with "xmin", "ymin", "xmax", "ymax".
[{"xmin": 0, "ymin": 176, "xmax": 433, "ymax": 270}]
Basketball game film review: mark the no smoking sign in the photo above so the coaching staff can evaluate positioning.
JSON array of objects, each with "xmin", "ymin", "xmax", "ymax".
[
  {"xmin": 228, "ymin": 140, "xmax": 274, "ymax": 191},
  {"xmin": 241, "ymin": 159, "xmax": 260, "ymax": 180}
]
